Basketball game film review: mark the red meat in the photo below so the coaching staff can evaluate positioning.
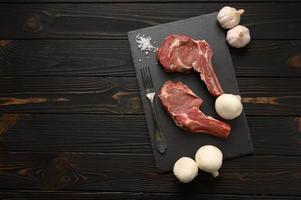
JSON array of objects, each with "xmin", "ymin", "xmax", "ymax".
[
  {"xmin": 159, "ymin": 80, "xmax": 231, "ymax": 138},
  {"xmin": 156, "ymin": 34, "xmax": 224, "ymax": 97}
]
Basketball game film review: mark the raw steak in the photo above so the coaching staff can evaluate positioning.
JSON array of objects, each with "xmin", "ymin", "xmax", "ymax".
[
  {"xmin": 156, "ymin": 34, "xmax": 224, "ymax": 97},
  {"xmin": 159, "ymin": 80, "xmax": 231, "ymax": 138}
]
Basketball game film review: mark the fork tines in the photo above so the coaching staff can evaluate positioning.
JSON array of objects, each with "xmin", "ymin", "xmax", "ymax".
[{"xmin": 140, "ymin": 66, "xmax": 154, "ymax": 90}]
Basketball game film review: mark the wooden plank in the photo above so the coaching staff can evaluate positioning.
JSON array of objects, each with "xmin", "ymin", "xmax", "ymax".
[
  {"xmin": 0, "ymin": 152, "xmax": 300, "ymax": 195},
  {"xmin": 231, "ymin": 40, "xmax": 301, "ymax": 77},
  {"xmin": 0, "ymin": 3, "xmax": 300, "ymax": 39},
  {"xmin": 0, "ymin": 191, "xmax": 299, "ymax": 200},
  {"xmin": 238, "ymin": 78, "xmax": 301, "ymax": 115},
  {"xmin": 249, "ymin": 116, "xmax": 301, "ymax": 155},
  {"xmin": 1, "ymin": 40, "xmax": 301, "ymax": 77},
  {"xmin": 0, "ymin": 77, "xmax": 300, "ymax": 115},
  {"xmin": 0, "ymin": 40, "xmax": 134, "ymax": 77},
  {"xmin": 1, "ymin": 0, "xmax": 300, "ymax": 3},
  {"xmin": 0, "ymin": 77, "xmax": 142, "ymax": 114},
  {"xmin": 0, "ymin": 114, "xmax": 300, "ymax": 156},
  {"xmin": 0, "ymin": 114, "xmax": 151, "ymax": 154}
]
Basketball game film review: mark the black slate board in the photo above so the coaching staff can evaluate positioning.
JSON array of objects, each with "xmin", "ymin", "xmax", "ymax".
[{"xmin": 128, "ymin": 12, "xmax": 254, "ymax": 173}]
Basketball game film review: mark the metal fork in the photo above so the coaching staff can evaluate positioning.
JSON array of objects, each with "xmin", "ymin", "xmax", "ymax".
[{"xmin": 140, "ymin": 66, "xmax": 167, "ymax": 154}]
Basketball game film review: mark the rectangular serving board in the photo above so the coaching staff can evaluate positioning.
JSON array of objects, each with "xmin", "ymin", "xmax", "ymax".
[{"xmin": 128, "ymin": 12, "xmax": 254, "ymax": 173}]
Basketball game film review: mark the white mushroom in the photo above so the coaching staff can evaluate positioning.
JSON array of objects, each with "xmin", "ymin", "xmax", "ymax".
[
  {"xmin": 215, "ymin": 94, "xmax": 243, "ymax": 120},
  {"xmin": 195, "ymin": 145, "xmax": 223, "ymax": 177},
  {"xmin": 173, "ymin": 157, "xmax": 198, "ymax": 183},
  {"xmin": 217, "ymin": 6, "xmax": 245, "ymax": 29},
  {"xmin": 226, "ymin": 25, "xmax": 251, "ymax": 48}
]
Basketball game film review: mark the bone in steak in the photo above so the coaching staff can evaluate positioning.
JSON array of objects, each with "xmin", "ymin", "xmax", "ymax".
[
  {"xmin": 159, "ymin": 80, "xmax": 231, "ymax": 138},
  {"xmin": 156, "ymin": 34, "xmax": 224, "ymax": 97}
]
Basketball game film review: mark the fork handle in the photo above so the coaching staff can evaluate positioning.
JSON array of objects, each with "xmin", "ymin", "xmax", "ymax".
[{"xmin": 150, "ymin": 99, "xmax": 167, "ymax": 154}]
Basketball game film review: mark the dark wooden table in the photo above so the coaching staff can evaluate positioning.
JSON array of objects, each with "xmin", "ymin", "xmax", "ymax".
[{"xmin": 0, "ymin": 0, "xmax": 300, "ymax": 199}]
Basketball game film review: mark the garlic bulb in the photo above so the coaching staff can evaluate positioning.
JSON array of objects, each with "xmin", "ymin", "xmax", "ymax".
[
  {"xmin": 195, "ymin": 145, "xmax": 223, "ymax": 177},
  {"xmin": 226, "ymin": 25, "xmax": 251, "ymax": 48},
  {"xmin": 215, "ymin": 94, "xmax": 243, "ymax": 120},
  {"xmin": 217, "ymin": 6, "xmax": 244, "ymax": 29},
  {"xmin": 173, "ymin": 157, "xmax": 198, "ymax": 183}
]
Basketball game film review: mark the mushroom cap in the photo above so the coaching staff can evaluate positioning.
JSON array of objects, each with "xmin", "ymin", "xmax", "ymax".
[
  {"xmin": 195, "ymin": 145, "xmax": 223, "ymax": 174},
  {"xmin": 215, "ymin": 94, "xmax": 243, "ymax": 120},
  {"xmin": 173, "ymin": 157, "xmax": 198, "ymax": 183}
]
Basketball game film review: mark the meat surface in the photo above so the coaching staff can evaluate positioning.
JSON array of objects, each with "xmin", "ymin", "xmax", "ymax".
[
  {"xmin": 156, "ymin": 34, "xmax": 224, "ymax": 97},
  {"xmin": 158, "ymin": 80, "xmax": 231, "ymax": 138}
]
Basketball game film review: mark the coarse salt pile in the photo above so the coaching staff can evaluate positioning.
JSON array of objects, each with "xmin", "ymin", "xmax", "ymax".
[{"xmin": 136, "ymin": 33, "xmax": 157, "ymax": 56}]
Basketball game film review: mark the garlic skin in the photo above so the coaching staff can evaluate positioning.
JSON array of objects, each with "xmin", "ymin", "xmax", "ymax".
[
  {"xmin": 217, "ymin": 6, "xmax": 245, "ymax": 29},
  {"xmin": 226, "ymin": 25, "xmax": 251, "ymax": 48},
  {"xmin": 195, "ymin": 145, "xmax": 223, "ymax": 177},
  {"xmin": 173, "ymin": 157, "xmax": 198, "ymax": 183},
  {"xmin": 215, "ymin": 94, "xmax": 243, "ymax": 120}
]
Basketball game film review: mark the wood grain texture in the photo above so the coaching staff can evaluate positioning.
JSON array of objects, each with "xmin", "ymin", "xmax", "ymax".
[
  {"xmin": 1, "ymin": 0, "xmax": 300, "ymax": 2},
  {"xmin": 0, "ymin": 77, "xmax": 300, "ymax": 115},
  {"xmin": 231, "ymin": 40, "xmax": 301, "ymax": 77},
  {"xmin": 1, "ymin": 40, "xmax": 301, "ymax": 77},
  {"xmin": 0, "ymin": 3, "xmax": 300, "ymax": 39},
  {"xmin": 238, "ymin": 78, "xmax": 301, "ymax": 115},
  {"xmin": 0, "ymin": 114, "xmax": 151, "ymax": 153},
  {"xmin": 0, "ymin": 40, "xmax": 133, "ymax": 77},
  {"xmin": 249, "ymin": 116, "xmax": 301, "ymax": 155},
  {"xmin": 0, "ymin": 77, "xmax": 142, "ymax": 114},
  {"xmin": 0, "ymin": 114, "xmax": 301, "ymax": 156},
  {"xmin": 0, "ymin": 191, "xmax": 299, "ymax": 200},
  {"xmin": 0, "ymin": 1, "xmax": 300, "ymax": 197},
  {"xmin": 0, "ymin": 152, "xmax": 300, "ymax": 195},
  {"xmin": 0, "ymin": 114, "xmax": 20, "ymax": 135}
]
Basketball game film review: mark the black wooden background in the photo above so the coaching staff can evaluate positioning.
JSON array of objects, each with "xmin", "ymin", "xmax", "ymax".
[{"xmin": 0, "ymin": 0, "xmax": 301, "ymax": 199}]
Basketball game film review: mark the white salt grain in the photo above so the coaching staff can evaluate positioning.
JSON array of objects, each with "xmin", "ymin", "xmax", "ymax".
[{"xmin": 136, "ymin": 33, "xmax": 157, "ymax": 56}]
